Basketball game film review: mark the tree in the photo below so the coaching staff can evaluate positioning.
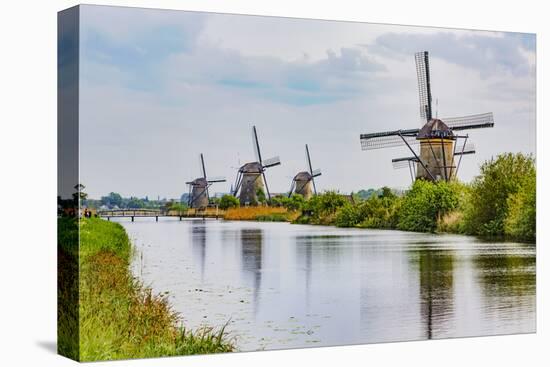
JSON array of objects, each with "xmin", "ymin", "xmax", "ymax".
[
  {"xmin": 101, "ymin": 192, "xmax": 123, "ymax": 208},
  {"xmin": 504, "ymin": 172, "xmax": 536, "ymax": 241},
  {"xmin": 219, "ymin": 195, "xmax": 240, "ymax": 210},
  {"xmin": 463, "ymin": 153, "xmax": 536, "ymax": 236},
  {"xmin": 397, "ymin": 180, "xmax": 460, "ymax": 232}
]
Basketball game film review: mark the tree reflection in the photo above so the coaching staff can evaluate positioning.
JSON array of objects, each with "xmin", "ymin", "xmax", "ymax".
[{"xmin": 473, "ymin": 246, "xmax": 535, "ymax": 302}]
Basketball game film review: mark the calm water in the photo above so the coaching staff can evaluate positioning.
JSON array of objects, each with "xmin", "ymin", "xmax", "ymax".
[{"xmin": 118, "ymin": 218, "xmax": 536, "ymax": 351}]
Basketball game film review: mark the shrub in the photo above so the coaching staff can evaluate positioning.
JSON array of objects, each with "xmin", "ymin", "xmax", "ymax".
[
  {"xmin": 219, "ymin": 194, "xmax": 240, "ymax": 210},
  {"xmin": 397, "ymin": 180, "xmax": 461, "ymax": 232},
  {"xmin": 504, "ymin": 172, "xmax": 536, "ymax": 241},
  {"xmin": 463, "ymin": 153, "xmax": 536, "ymax": 237}
]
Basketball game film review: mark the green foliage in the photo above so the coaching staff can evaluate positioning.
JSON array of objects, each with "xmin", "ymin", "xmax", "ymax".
[
  {"xmin": 167, "ymin": 202, "xmax": 189, "ymax": 212},
  {"xmin": 298, "ymin": 191, "xmax": 347, "ymax": 224},
  {"xmin": 335, "ymin": 187, "xmax": 401, "ymax": 228},
  {"xmin": 270, "ymin": 194, "xmax": 306, "ymax": 211},
  {"xmin": 101, "ymin": 192, "xmax": 123, "ymax": 208},
  {"xmin": 397, "ymin": 180, "xmax": 461, "ymax": 233},
  {"xmin": 127, "ymin": 196, "xmax": 145, "ymax": 209},
  {"xmin": 504, "ymin": 172, "xmax": 536, "ymax": 241},
  {"xmin": 463, "ymin": 153, "xmax": 536, "ymax": 237},
  {"xmin": 256, "ymin": 187, "xmax": 267, "ymax": 204},
  {"xmin": 219, "ymin": 194, "xmax": 240, "ymax": 210}
]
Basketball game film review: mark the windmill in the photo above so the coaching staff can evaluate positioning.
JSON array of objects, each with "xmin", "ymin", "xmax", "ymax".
[
  {"xmin": 231, "ymin": 126, "xmax": 281, "ymax": 205},
  {"xmin": 288, "ymin": 144, "xmax": 321, "ymax": 199},
  {"xmin": 186, "ymin": 153, "xmax": 226, "ymax": 209},
  {"xmin": 360, "ymin": 51, "xmax": 495, "ymax": 182}
]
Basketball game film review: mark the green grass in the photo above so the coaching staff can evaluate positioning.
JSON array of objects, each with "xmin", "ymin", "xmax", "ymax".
[{"xmin": 58, "ymin": 217, "xmax": 234, "ymax": 362}]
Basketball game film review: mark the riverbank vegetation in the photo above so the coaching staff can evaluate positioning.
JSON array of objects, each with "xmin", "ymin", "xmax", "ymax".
[
  {"xmin": 289, "ymin": 153, "xmax": 535, "ymax": 242},
  {"xmin": 58, "ymin": 217, "xmax": 234, "ymax": 361},
  {"xmin": 219, "ymin": 153, "xmax": 535, "ymax": 242},
  {"xmin": 224, "ymin": 206, "xmax": 299, "ymax": 222}
]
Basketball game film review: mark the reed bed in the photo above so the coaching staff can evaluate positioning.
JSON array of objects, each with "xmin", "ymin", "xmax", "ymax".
[{"xmin": 224, "ymin": 206, "xmax": 299, "ymax": 222}]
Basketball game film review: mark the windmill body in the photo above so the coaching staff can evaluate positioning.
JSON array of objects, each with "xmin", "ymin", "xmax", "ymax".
[
  {"xmin": 237, "ymin": 162, "xmax": 266, "ymax": 206},
  {"xmin": 232, "ymin": 126, "xmax": 281, "ymax": 206},
  {"xmin": 416, "ymin": 119, "xmax": 456, "ymax": 181},
  {"xmin": 186, "ymin": 154, "xmax": 226, "ymax": 209},
  {"xmin": 360, "ymin": 51, "xmax": 495, "ymax": 182},
  {"xmin": 188, "ymin": 177, "xmax": 209, "ymax": 208},
  {"xmin": 289, "ymin": 144, "xmax": 321, "ymax": 200}
]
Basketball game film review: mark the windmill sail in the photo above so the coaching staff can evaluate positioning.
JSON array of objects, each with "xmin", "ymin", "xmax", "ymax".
[
  {"xmin": 252, "ymin": 125, "xmax": 262, "ymax": 163},
  {"xmin": 443, "ymin": 112, "xmax": 494, "ymax": 131},
  {"xmin": 311, "ymin": 168, "xmax": 322, "ymax": 177},
  {"xmin": 206, "ymin": 176, "xmax": 227, "ymax": 183},
  {"xmin": 200, "ymin": 153, "xmax": 207, "ymax": 178},
  {"xmin": 360, "ymin": 129, "xmax": 420, "ymax": 150},
  {"xmin": 262, "ymin": 156, "xmax": 281, "ymax": 168},
  {"xmin": 415, "ymin": 51, "xmax": 433, "ymax": 122}
]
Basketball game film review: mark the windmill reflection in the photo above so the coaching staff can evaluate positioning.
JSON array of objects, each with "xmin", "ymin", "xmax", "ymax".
[
  {"xmin": 190, "ymin": 220, "xmax": 207, "ymax": 282},
  {"xmin": 240, "ymin": 228, "xmax": 264, "ymax": 314},
  {"xmin": 413, "ymin": 247, "xmax": 455, "ymax": 339}
]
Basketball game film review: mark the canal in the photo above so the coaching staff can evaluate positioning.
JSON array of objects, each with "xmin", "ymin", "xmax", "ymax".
[{"xmin": 118, "ymin": 218, "xmax": 535, "ymax": 351}]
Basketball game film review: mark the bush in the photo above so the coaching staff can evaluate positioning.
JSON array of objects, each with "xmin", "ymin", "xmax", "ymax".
[
  {"xmin": 334, "ymin": 188, "xmax": 401, "ymax": 229},
  {"xmin": 219, "ymin": 194, "xmax": 240, "ymax": 210},
  {"xmin": 397, "ymin": 180, "xmax": 461, "ymax": 232},
  {"xmin": 298, "ymin": 191, "xmax": 349, "ymax": 225},
  {"xmin": 463, "ymin": 153, "xmax": 536, "ymax": 237},
  {"xmin": 504, "ymin": 172, "xmax": 536, "ymax": 241}
]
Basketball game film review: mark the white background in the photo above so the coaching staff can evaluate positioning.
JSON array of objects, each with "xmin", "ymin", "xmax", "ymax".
[{"xmin": 0, "ymin": 0, "xmax": 547, "ymax": 366}]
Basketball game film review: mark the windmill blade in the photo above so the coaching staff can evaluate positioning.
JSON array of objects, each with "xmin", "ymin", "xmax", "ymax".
[
  {"xmin": 392, "ymin": 156, "xmax": 418, "ymax": 163},
  {"xmin": 311, "ymin": 168, "xmax": 322, "ymax": 177},
  {"xmin": 207, "ymin": 176, "xmax": 227, "ymax": 183},
  {"xmin": 252, "ymin": 125, "xmax": 262, "ymax": 163},
  {"xmin": 360, "ymin": 131, "xmax": 419, "ymax": 150},
  {"xmin": 262, "ymin": 156, "xmax": 281, "ymax": 168},
  {"xmin": 288, "ymin": 180, "xmax": 296, "ymax": 198},
  {"xmin": 443, "ymin": 112, "xmax": 494, "ymax": 131},
  {"xmin": 392, "ymin": 160, "xmax": 414, "ymax": 170},
  {"xmin": 305, "ymin": 144, "xmax": 314, "ymax": 174},
  {"xmin": 200, "ymin": 153, "xmax": 207, "ymax": 179},
  {"xmin": 391, "ymin": 155, "xmax": 418, "ymax": 169},
  {"xmin": 415, "ymin": 51, "xmax": 433, "ymax": 122}
]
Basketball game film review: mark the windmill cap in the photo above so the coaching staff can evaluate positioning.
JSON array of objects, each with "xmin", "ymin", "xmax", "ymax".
[
  {"xmin": 294, "ymin": 171, "xmax": 312, "ymax": 181},
  {"xmin": 190, "ymin": 177, "xmax": 208, "ymax": 186},
  {"xmin": 239, "ymin": 161, "xmax": 263, "ymax": 173},
  {"xmin": 417, "ymin": 118, "xmax": 454, "ymax": 139}
]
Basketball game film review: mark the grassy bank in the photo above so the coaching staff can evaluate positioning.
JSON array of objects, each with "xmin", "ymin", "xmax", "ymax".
[{"xmin": 58, "ymin": 217, "xmax": 234, "ymax": 362}]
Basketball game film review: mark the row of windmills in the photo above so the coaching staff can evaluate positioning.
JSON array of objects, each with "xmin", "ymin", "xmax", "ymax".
[
  {"xmin": 360, "ymin": 51, "xmax": 495, "ymax": 182},
  {"xmin": 186, "ymin": 126, "xmax": 322, "ymax": 208},
  {"xmin": 188, "ymin": 50, "xmax": 495, "ymax": 209}
]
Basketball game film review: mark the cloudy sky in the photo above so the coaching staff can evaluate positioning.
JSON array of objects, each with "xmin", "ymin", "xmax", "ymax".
[{"xmin": 78, "ymin": 5, "xmax": 536, "ymax": 199}]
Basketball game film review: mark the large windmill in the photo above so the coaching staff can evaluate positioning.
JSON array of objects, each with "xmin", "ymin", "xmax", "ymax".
[
  {"xmin": 231, "ymin": 126, "xmax": 281, "ymax": 205},
  {"xmin": 186, "ymin": 153, "xmax": 226, "ymax": 209},
  {"xmin": 288, "ymin": 144, "xmax": 321, "ymax": 199},
  {"xmin": 360, "ymin": 51, "xmax": 495, "ymax": 182}
]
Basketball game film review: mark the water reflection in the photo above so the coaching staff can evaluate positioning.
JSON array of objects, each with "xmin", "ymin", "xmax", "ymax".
[
  {"xmin": 240, "ymin": 228, "xmax": 263, "ymax": 314},
  {"xmin": 473, "ymin": 245, "xmax": 536, "ymax": 323},
  {"xmin": 412, "ymin": 248, "xmax": 455, "ymax": 339},
  {"xmin": 123, "ymin": 220, "xmax": 536, "ymax": 351},
  {"xmin": 191, "ymin": 220, "xmax": 207, "ymax": 282}
]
